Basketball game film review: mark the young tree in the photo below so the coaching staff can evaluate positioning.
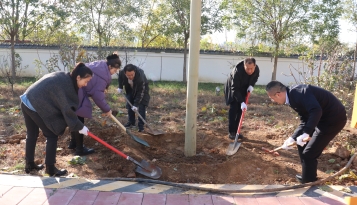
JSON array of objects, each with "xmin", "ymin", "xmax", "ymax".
[{"xmin": 157, "ymin": 0, "xmax": 224, "ymax": 82}]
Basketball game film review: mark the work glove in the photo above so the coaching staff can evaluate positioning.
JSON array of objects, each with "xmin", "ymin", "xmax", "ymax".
[
  {"xmin": 281, "ymin": 137, "xmax": 295, "ymax": 150},
  {"xmin": 117, "ymin": 88, "xmax": 122, "ymax": 94},
  {"xmin": 241, "ymin": 102, "xmax": 247, "ymax": 111},
  {"xmin": 131, "ymin": 106, "xmax": 138, "ymax": 112},
  {"xmin": 247, "ymin": 85, "xmax": 254, "ymax": 93},
  {"xmin": 79, "ymin": 126, "xmax": 89, "ymax": 136},
  {"xmin": 297, "ymin": 133, "xmax": 309, "ymax": 147}
]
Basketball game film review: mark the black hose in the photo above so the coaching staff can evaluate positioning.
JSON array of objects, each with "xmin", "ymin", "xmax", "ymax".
[{"xmin": 101, "ymin": 153, "xmax": 357, "ymax": 193}]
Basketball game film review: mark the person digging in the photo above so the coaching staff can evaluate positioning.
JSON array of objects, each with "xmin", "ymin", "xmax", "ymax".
[{"xmin": 265, "ymin": 80, "xmax": 347, "ymax": 184}]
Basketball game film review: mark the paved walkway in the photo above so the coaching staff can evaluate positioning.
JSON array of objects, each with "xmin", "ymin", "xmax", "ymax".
[{"xmin": 0, "ymin": 174, "xmax": 356, "ymax": 205}]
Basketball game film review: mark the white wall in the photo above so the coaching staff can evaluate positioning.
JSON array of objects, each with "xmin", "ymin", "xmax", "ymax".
[{"xmin": 0, "ymin": 48, "xmax": 309, "ymax": 85}]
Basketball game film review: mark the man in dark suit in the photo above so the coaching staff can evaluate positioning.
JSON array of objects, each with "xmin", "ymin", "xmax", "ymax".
[
  {"xmin": 265, "ymin": 81, "xmax": 347, "ymax": 183},
  {"xmin": 224, "ymin": 57, "xmax": 260, "ymax": 140},
  {"xmin": 117, "ymin": 64, "xmax": 150, "ymax": 132}
]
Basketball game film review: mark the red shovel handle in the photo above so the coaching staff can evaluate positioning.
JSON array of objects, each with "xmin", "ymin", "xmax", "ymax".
[
  {"xmin": 87, "ymin": 131, "xmax": 128, "ymax": 159},
  {"xmin": 237, "ymin": 91, "xmax": 251, "ymax": 135}
]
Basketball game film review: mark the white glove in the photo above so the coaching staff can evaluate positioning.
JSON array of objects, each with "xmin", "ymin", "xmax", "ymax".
[
  {"xmin": 247, "ymin": 85, "xmax": 254, "ymax": 93},
  {"xmin": 297, "ymin": 133, "xmax": 309, "ymax": 147},
  {"xmin": 117, "ymin": 88, "xmax": 122, "ymax": 94},
  {"xmin": 281, "ymin": 137, "xmax": 295, "ymax": 150},
  {"xmin": 241, "ymin": 102, "xmax": 247, "ymax": 111},
  {"xmin": 131, "ymin": 106, "xmax": 138, "ymax": 112},
  {"xmin": 79, "ymin": 126, "xmax": 89, "ymax": 135}
]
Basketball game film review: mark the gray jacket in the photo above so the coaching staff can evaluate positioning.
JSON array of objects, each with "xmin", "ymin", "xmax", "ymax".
[{"xmin": 25, "ymin": 72, "xmax": 84, "ymax": 135}]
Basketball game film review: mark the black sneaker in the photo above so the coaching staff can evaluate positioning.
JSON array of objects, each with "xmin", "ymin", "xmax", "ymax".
[
  {"xmin": 124, "ymin": 122, "xmax": 135, "ymax": 128},
  {"xmin": 138, "ymin": 128, "xmax": 144, "ymax": 132}
]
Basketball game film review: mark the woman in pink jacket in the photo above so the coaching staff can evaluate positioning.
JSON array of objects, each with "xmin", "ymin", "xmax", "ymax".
[{"xmin": 68, "ymin": 54, "xmax": 121, "ymax": 155}]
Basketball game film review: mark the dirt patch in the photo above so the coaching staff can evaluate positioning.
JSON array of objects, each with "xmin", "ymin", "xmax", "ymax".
[{"xmin": 1, "ymin": 83, "xmax": 357, "ymax": 186}]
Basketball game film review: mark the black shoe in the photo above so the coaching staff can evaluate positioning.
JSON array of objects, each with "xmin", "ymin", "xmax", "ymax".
[
  {"xmin": 45, "ymin": 165, "xmax": 68, "ymax": 177},
  {"xmin": 229, "ymin": 133, "xmax": 236, "ymax": 140},
  {"xmin": 295, "ymin": 174, "xmax": 303, "ymax": 183},
  {"xmin": 68, "ymin": 141, "xmax": 76, "ymax": 149},
  {"xmin": 138, "ymin": 128, "xmax": 144, "ymax": 132},
  {"xmin": 124, "ymin": 122, "xmax": 135, "ymax": 128},
  {"xmin": 75, "ymin": 146, "xmax": 95, "ymax": 156},
  {"xmin": 25, "ymin": 161, "xmax": 44, "ymax": 174},
  {"xmin": 295, "ymin": 174, "xmax": 317, "ymax": 184},
  {"xmin": 229, "ymin": 133, "xmax": 244, "ymax": 140}
]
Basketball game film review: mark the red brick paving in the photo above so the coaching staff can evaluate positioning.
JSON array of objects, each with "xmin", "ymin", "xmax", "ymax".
[
  {"xmin": 142, "ymin": 193, "xmax": 166, "ymax": 205},
  {"xmin": 0, "ymin": 187, "xmax": 33, "ymax": 205},
  {"xmin": 93, "ymin": 192, "xmax": 122, "ymax": 205},
  {"xmin": 68, "ymin": 190, "xmax": 100, "ymax": 205},
  {"xmin": 18, "ymin": 188, "xmax": 54, "ymax": 205},
  {"xmin": 166, "ymin": 194, "xmax": 190, "ymax": 205}
]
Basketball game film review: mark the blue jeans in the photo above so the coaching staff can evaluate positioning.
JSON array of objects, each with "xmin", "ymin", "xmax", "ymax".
[{"xmin": 126, "ymin": 94, "xmax": 146, "ymax": 130}]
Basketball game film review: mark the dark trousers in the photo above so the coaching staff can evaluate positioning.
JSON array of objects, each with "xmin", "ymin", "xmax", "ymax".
[
  {"xmin": 126, "ymin": 93, "xmax": 146, "ymax": 130},
  {"xmin": 70, "ymin": 116, "xmax": 85, "ymax": 151},
  {"xmin": 228, "ymin": 101, "xmax": 242, "ymax": 133},
  {"xmin": 297, "ymin": 119, "xmax": 346, "ymax": 182},
  {"xmin": 21, "ymin": 102, "xmax": 58, "ymax": 165}
]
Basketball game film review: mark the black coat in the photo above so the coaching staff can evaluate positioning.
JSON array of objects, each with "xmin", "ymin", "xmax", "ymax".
[
  {"xmin": 287, "ymin": 84, "xmax": 347, "ymax": 139},
  {"xmin": 224, "ymin": 61, "xmax": 260, "ymax": 105},
  {"xmin": 118, "ymin": 67, "xmax": 150, "ymax": 106}
]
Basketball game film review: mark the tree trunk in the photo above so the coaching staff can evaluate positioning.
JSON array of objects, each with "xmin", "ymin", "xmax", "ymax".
[
  {"xmin": 352, "ymin": 41, "xmax": 357, "ymax": 81},
  {"xmin": 317, "ymin": 50, "xmax": 324, "ymax": 86},
  {"xmin": 183, "ymin": 35, "xmax": 188, "ymax": 82},
  {"xmin": 10, "ymin": 35, "xmax": 16, "ymax": 92},
  {"xmin": 98, "ymin": 32, "xmax": 103, "ymax": 59},
  {"xmin": 271, "ymin": 44, "xmax": 279, "ymax": 81}
]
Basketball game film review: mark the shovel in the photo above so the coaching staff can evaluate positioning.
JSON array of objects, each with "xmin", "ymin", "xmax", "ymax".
[
  {"xmin": 226, "ymin": 92, "xmax": 251, "ymax": 156},
  {"xmin": 110, "ymin": 114, "xmax": 150, "ymax": 147},
  {"xmin": 87, "ymin": 132, "xmax": 162, "ymax": 179},
  {"xmin": 122, "ymin": 94, "xmax": 164, "ymax": 136},
  {"xmin": 262, "ymin": 137, "xmax": 311, "ymax": 156}
]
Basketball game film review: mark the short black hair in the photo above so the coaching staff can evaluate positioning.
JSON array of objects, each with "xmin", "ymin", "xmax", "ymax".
[
  {"xmin": 106, "ymin": 53, "xmax": 121, "ymax": 68},
  {"xmin": 244, "ymin": 57, "xmax": 256, "ymax": 65},
  {"xmin": 123, "ymin": 64, "xmax": 137, "ymax": 73},
  {"xmin": 265, "ymin": 80, "xmax": 286, "ymax": 93}
]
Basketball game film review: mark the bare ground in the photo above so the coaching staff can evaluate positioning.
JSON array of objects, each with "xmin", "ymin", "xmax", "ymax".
[{"xmin": 1, "ymin": 82, "xmax": 357, "ymax": 186}]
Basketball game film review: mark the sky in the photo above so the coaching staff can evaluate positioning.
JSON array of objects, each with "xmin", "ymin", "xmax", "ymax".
[{"xmin": 206, "ymin": 19, "xmax": 357, "ymax": 47}]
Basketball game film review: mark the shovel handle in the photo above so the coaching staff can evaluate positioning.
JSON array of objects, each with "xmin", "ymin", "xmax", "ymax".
[
  {"xmin": 87, "ymin": 131, "xmax": 128, "ymax": 159},
  {"xmin": 236, "ymin": 92, "xmax": 251, "ymax": 135},
  {"xmin": 274, "ymin": 137, "xmax": 311, "ymax": 151},
  {"xmin": 110, "ymin": 114, "xmax": 127, "ymax": 132},
  {"xmin": 122, "ymin": 94, "xmax": 156, "ymax": 133}
]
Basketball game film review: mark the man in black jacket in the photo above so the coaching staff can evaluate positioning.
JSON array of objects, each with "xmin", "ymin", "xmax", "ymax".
[
  {"xmin": 224, "ymin": 57, "xmax": 260, "ymax": 140},
  {"xmin": 266, "ymin": 81, "xmax": 347, "ymax": 183},
  {"xmin": 117, "ymin": 64, "xmax": 150, "ymax": 132}
]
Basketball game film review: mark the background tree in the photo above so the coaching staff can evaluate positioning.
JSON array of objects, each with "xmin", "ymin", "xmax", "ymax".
[
  {"xmin": 224, "ymin": 0, "xmax": 312, "ymax": 80},
  {"xmin": 343, "ymin": 0, "xmax": 357, "ymax": 80},
  {"xmin": 75, "ymin": 0, "xmax": 141, "ymax": 58},
  {"xmin": 0, "ymin": 0, "xmax": 56, "ymax": 91}
]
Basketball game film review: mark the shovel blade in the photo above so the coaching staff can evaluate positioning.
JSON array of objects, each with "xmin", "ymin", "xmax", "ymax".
[
  {"xmin": 226, "ymin": 141, "xmax": 241, "ymax": 155},
  {"xmin": 146, "ymin": 129, "xmax": 165, "ymax": 136},
  {"xmin": 126, "ymin": 129, "xmax": 150, "ymax": 147},
  {"xmin": 135, "ymin": 160, "xmax": 162, "ymax": 179}
]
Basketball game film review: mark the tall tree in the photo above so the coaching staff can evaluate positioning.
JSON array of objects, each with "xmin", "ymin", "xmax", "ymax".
[
  {"xmin": 157, "ymin": 0, "xmax": 224, "ymax": 82},
  {"xmin": 224, "ymin": 0, "xmax": 312, "ymax": 80}
]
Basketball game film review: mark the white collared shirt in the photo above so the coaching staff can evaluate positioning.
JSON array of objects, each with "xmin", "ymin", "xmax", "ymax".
[{"xmin": 285, "ymin": 92, "xmax": 290, "ymax": 105}]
